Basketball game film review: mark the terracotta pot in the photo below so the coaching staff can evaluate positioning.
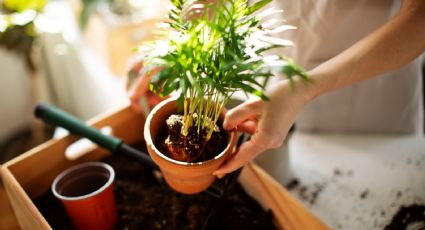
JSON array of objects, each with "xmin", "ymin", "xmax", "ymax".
[{"xmin": 144, "ymin": 97, "xmax": 237, "ymax": 194}]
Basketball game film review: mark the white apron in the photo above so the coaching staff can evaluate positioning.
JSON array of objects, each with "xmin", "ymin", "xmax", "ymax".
[{"xmin": 271, "ymin": 0, "xmax": 423, "ymax": 134}]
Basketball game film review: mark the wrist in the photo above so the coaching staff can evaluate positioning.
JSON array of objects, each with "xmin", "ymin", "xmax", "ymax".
[
  {"xmin": 267, "ymin": 76, "xmax": 312, "ymax": 107},
  {"xmin": 302, "ymin": 65, "xmax": 338, "ymax": 104},
  {"xmin": 286, "ymin": 74, "xmax": 317, "ymax": 106}
]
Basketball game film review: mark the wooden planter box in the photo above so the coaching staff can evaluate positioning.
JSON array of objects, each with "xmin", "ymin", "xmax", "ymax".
[
  {"xmin": 1, "ymin": 105, "xmax": 328, "ymax": 230},
  {"xmin": 0, "ymin": 168, "xmax": 20, "ymax": 230}
]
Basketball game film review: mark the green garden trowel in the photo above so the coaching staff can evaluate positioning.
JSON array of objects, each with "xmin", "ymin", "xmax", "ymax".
[{"xmin": 34, "ymin": 104, "xmax": 158, "ymax": 169}]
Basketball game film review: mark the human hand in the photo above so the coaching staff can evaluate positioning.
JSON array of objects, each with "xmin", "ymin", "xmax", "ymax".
[
  {"xmin": 126, "ymin": 58, "xmax": 163, "ymax": 113},
  {"xmin": 213, "ymin": 79, "xmax": 310, "ymax": 178}
]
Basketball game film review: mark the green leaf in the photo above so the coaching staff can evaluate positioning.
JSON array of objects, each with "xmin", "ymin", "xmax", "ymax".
[
  {"xmin": 160, "ymin": 79, "xmax": 179, "ymax": 97},
  {"xmin": 170, "ymin": 0, "xmax": 183, "ymax": 9},
  {"xmin": 281, "ymin": 62, "xmax": 309, "ymax": 82},
  {"xmin": 3, "ymin": 0, "xmax": 47, "ymax": 12},
  {"xmin": 246, "ymin": 0, "xmax": 272, "ymax": 16},
  {"xmin": 79, "ymin": 2, "xmax": 94, "ymax": 31},
  {"xmin": 255, "ymin": 44, "xmax": 284, "ymax": 54},
  {"xmin": 252, "ymin": 90, "xmax": 270, "ymax": 101}
]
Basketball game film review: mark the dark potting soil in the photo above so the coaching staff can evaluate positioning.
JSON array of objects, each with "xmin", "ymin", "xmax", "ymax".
[
  {"xmin": 384, "ymin": 204, "xmax": 425, "ymax": 230},
  {"xmin": 155, "ymin": 114, "xmax": 228, "ymax": 162},
  {"xmin": 33, "ymin": 142, "xmax": 276, "ymax": 230}
]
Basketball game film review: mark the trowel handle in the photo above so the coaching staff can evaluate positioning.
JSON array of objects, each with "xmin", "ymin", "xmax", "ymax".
[
  {"xmin": 34, "ymin": 104, "xmax": 122, "ymax": 152},
  {"xmin": 34, "ymin": 104, "xmax": 158, "ymax": 168}
]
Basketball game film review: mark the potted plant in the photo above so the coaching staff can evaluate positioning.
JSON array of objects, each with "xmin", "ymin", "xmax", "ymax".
[{"xmin": 142, "ymin": 0, "xmax": 308, "ymax": 194}]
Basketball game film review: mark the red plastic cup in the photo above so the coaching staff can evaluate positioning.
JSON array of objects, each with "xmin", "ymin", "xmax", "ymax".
[{"xmin": 52, "ymin": 162, "xmax": 118, "ymax": 230}]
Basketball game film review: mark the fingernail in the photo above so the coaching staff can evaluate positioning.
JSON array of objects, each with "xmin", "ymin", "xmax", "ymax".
[{"xmin": 213, "ymin": 171, "xmax": 223, "ymax": 179}]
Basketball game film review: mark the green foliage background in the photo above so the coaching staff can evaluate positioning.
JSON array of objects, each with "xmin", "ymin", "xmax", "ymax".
[{"xmin": 0, "ymin": 0, "xmax": 47, "ymax": 71}]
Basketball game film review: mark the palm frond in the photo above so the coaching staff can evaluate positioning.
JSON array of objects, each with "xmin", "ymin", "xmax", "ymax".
[{"xmin": 139, "ymin": 0, "xmax": 308, "ymax": 139}]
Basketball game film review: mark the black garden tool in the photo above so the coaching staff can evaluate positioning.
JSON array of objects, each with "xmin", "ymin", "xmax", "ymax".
[{"xmin": 34, "ymin": 104, "xmax": 246, "ymax": 199}]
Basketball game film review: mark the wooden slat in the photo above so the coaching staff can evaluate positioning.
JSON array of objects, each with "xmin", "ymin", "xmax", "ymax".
[
  {"xmin": 239, "ymin": 163, "xmax": 328, "ymax": 230},
  {"xmin": 1, "ymin": 167, "xmax": 50, "ymax": 230},
  {"xmin": 0, "ymin": 166, "xmax": 20, "ymax": 230}
]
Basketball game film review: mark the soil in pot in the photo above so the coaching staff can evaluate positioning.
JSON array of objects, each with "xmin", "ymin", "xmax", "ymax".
[
  {"xmin": 33, "ymin": 141, "xmax": 276, "ymax": 230},
  {"xmin": 155, "ymin": 114, "xmax": 228, "ymax": 162}
]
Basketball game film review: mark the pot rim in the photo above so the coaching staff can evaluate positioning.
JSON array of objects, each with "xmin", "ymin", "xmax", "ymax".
[
  {"xmin": 144, "ymin": 96, "xmax": 235, "ymax": 166},
  {"xmin": 51, "ymin": 162, "xmax": 115, "ymax": 201}
]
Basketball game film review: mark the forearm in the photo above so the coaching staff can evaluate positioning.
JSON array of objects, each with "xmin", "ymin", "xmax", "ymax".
[{"xmin": 305, "ymin": 0, "xmax": 425, "ymax": 102}]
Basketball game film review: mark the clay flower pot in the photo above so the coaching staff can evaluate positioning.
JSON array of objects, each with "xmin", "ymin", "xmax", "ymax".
[{"xmin": 144, "ymin": 97, "xmax": 237, "ymax": 194}]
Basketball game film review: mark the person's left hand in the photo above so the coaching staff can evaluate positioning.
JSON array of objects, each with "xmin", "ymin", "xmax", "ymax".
[{"xmin": 126, "ymin": 58, "xmax": 163, "ymax": 112}]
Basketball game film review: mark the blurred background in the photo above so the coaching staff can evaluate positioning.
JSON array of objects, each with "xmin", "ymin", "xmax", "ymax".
[
  {"xmin": 0, "ymin": 1, "xmax": 424, "ymax": 229},
  {"xmin": 0, "ymin": 0, "xmax": 168, "ymax": 162}
]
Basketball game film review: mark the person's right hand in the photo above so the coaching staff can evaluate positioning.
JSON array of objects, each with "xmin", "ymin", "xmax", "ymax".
[
  {"xmin": 126, "ymin": 59, "xmax": 163, "ymax": 113},
  {"xmin": 213, "ymin": 78, "xmax": 311, "ymax": 178}
]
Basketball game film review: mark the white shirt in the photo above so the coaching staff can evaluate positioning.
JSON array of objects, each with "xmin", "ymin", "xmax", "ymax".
[{"xmin": 272, "ymin": 0, "xmax": 424, "ymax": 134}]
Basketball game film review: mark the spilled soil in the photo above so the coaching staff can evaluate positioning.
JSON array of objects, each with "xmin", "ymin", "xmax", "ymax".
[
  {"xmin": 285, "ymin": 168, "xmax": 425, "ymax": 229},
  {"xmin": 384, "ymin": 204, "xmax": 425, "ymax": 230}
]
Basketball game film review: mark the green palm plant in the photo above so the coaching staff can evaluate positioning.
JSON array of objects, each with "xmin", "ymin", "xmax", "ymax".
[
  {"xmin": 140, "ymin": 0, "xmax": 308, "ymax": 143},
  {"xmin": 0, "ymin": 0, "xmax": 47, "ymax": 71}
]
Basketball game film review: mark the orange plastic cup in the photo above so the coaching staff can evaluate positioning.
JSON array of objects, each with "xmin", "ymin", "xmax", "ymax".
[{"xmin": 52, "ymin": 162, "xmax": 118, "ymax": 230}]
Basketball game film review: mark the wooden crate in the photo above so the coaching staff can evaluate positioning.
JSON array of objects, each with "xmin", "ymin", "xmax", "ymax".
[
  {"xmin": 1, "ymin": 105, "xmax": 328, "ymax": 230},
  {"xmin": 0, "ymin": 167, "xmax": 20, "ymax": 230}
]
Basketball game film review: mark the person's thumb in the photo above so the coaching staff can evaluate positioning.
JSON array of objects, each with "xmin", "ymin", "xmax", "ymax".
[{"xmin": 223, "ymin": 99, "xmax": 263, "ymax": 130}]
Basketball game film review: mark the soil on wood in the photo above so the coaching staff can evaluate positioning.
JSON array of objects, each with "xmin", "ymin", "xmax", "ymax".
[
  {"xmin": 384, "ymin": 204, "xmax": 425, "ymax": 230},
  {"xmin": 33, "ymin": 142, "xmax": 276, "ymax": 230},
  {"xmin": 155, "ymin": 114, "xmax": 228, "ymax": 162},
  {"xmin": 285, "ymin": 177, "xmax": 326, "ymax": 206}
]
